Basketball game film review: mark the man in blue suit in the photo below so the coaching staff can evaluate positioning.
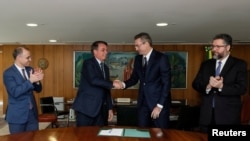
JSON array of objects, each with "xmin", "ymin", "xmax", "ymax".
[
  {"xmin": 72, "ymin": 41, "xmax": 121, "ymax": 126},
  {"xmin": 122, "ymin": 32, "xmax": 172, "ymax": 128},
  {"xmin": 192, "ymin": 33, "xmax": 248, "ymax": 132},
  {"xmin": 3, "ymin": 47, "xmax": 44, "ymax": 134}
]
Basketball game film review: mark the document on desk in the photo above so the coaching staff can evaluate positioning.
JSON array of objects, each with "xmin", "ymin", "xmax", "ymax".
[
  {"xmin": 124, "ymin": 129, "xmax": 151, "ymax": 138},
  {"xmin": 98, "ymin": 128, "xmax": 124, "ymax": 136}
]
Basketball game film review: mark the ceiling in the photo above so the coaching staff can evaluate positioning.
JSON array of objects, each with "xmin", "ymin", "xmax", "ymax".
[{"xmin": 1, "ymin": 0, "xmax": 250, "ymax": 45}]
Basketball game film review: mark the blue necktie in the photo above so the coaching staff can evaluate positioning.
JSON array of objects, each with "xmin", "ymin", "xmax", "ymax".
[
  {"xmin": 213, "ymin": 61, "xmax": 222, "ymax": 107},
  {"xmin": 215, "ymin": 61, "xmax": 222, "ymax": 76}
]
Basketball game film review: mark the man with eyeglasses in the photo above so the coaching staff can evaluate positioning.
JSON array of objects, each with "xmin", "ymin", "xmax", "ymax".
[
  {"xmin": 119, "ymin": 32, "xmax": 172, "ymax": 129},
  {"xmin": 192, "ymin": 33, "xmax": 248, "ymax": 133}
]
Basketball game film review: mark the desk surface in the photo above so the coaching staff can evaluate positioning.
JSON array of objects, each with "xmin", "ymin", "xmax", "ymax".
[{"xmin": 0, "ymin": 126, "xmax": 207, "ymax": 141}]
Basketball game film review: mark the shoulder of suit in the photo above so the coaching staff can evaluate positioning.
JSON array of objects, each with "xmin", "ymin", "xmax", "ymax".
[
  {"xmin": 83, "ymin": 57, "xmax": 94, "ymax": 64},
  {"xmin": 5, "ymin": 65, "xmax": 18, "ymax": 73},
  {"xmin": 201, "ymin": 58, "xmax": 215, "ymax": 66},
  {"xmin": 151, "ymin": 50, "xmax": 166, "ymax": 59},
  {"xmin": 229, "ymin": 56, "xmax": 247, "ymax": 65},
  {"xmin": 230, "ymin": 56, "xmax": 245, "ymax": 62}
]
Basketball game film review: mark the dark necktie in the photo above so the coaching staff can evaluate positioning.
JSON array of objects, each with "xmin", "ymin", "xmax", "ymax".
[
  {"xmin": 142, "ymin": 57, "xmax": 147, "ymax": 77},
  {"xmin": 22, "ymin": 69, "xmax": 28, "ymax": 80},
  {"xmin": 100, "ymin": 62, "xmax": 106, "ymax": 79},
  {"xmin": 143, "ymin": 57, "xmax": 147, "ymax": 69}
]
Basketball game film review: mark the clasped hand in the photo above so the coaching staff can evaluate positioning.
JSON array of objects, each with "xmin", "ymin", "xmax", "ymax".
[
  {"xmin": 112, "ymin": 80, "xmax": 124, "ymax": 89},
  {"xmin": 209, "ymin": 76, "xmax": 223, "ymax": 89},
  {"xmin": 29, "ymin": 68, "xmax": 44, "ymax": 83}
]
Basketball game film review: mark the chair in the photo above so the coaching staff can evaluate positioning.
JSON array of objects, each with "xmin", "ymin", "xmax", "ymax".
[
  {"xmin": 241, "ymin": 95, "xmax": 250, "ymax": 125},
  {"xmin": 38, "ymin": 113, "xmax": 58, "ymax": 128},
  {"xmin": 116, "ymin": 105, "xmax": 137, "ymax": 126},
  {"xmin": 39, "ymin": 96, "xmax": 70, "ymax": 127},
  {"xmin": 174, "ymin": 105, "xmax": 200, "ymax": 131}
]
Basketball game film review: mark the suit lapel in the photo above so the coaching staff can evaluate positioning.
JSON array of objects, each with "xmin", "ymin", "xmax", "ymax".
[
  {"xmin": 147, "ymin": 50, "xmax": 156, "ymax": 69},
  {"xmin": 210, "ymin": 59, "xmax": 217, "ymax": 76},
  {"xmin": 12, "ymin": 65, "xmax": 26, "ymax": 80},
  {"xmin": 143, "ymin": 50, "xmax": 156, "ymax": 77},
  {"xmin": 92, "ymin": 57, "xmax": 106, "ymax": 79},
  {"xmin": 220, "ymin": 56, "xmax": 234, "ymax": 76}
]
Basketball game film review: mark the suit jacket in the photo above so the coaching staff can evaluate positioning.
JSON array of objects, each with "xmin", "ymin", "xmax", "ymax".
[
  {"xmin": 3, "ymin": 65, "xmax": 42, "ymax": 124},
  {"xmin": 72, "ymin": 57, "xmax": 113, "ymax": 117},
  {"xmin": 124, "ymin": 49, "xmax": 171, "ymax": 110},
  {"xmin": 192, "ymin": 55, "xmax": 247, "ymax": 125}
]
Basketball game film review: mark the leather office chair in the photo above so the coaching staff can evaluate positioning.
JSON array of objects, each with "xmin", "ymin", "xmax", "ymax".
[
  {"xmin": 241, "ymin": 95, "xmax": 250, "ymax": 125},
  {"xmin": 39, "ymin": 96, "xmax": 70, "ymax": 127},
  {"xmin": 116, "ymin": 105, "xmax": 137, "ymax": 126}
]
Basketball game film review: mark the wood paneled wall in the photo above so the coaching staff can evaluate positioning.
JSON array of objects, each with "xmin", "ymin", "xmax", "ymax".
[{"xmin": 0, "ymin": 44, "xmax": 250, "ymax": 114}]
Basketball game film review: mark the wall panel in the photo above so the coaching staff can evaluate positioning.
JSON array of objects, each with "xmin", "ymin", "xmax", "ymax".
[{"xmin": 1, "ymin": 44, "xmax": 250, "ymax": 114}]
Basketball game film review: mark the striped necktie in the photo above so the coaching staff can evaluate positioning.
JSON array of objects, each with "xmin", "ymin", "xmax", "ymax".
[{"xmin": 22, "ymin": 69, "xmax": 28, "ymax": 80}]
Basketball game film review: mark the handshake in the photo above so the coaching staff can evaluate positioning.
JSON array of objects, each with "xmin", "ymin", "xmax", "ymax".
[{"xmin": 112, "ymin": 80, "xmax": 124, "ymax": 89}]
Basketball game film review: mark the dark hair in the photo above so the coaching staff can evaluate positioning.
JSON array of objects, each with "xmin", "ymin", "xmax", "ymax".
[
  {"xmin": 12, "ymin": 47, "xmax": 29, "ymax": 59},
  {"xmin": 91, "ymin": 41, "xmax": 108, "ymax": 54},
  {"xmin": 213, "ymin": 33, "xmax": 232, "ymax": 47},
  {"xmin": 134, "ymin": 32, "xmax": 153, "ymax": 46}
]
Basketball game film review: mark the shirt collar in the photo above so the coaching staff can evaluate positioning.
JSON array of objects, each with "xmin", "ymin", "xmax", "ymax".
[
  {"xmin": 144, "ymin": 48, "xmax": 153, "ymax": 61},
  {"xmin": 95, "ymin": 58, "xmax": 102, "ymax": 65},
  {"xmin": 217, "ymin": 54, "xmax": 229, "ymax": 65},
  {"xmin": 14, "ymin": 64, "xmax": 24, "ymax": 71}
]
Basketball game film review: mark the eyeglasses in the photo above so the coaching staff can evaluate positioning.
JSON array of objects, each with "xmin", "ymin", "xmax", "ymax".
[
  {"xmin": 135, "ymin": 42, "xmax": 145, "ymax": 48},
  {"xmin": 211, "ymin": 45, "xmax": 227, "ymax": 49}
]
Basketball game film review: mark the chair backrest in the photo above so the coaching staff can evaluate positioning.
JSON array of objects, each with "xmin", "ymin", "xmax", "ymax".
[
  {"xmin": 241, "ymin": 95, "xmax": 250, "ymax": 125},
  {"xmin": 40, "ymin": 97, "xmax": 56, "ymax": 114},
  {"xmin": 116, "ymin": 105, "xmax": 137, "ymax": 126}
]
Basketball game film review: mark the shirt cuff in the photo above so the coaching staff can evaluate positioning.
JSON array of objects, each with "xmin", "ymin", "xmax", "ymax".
[
  {"xmin": 157, "ymin": 104, "xmax": 163, "ymax": 109},
  {"xmin": 206, "ymin": 88, "xmax": 211, "ymax": 94},
  {"xmin": 122, "ymin": 82, "xmax": 126, "ymax": 89}
]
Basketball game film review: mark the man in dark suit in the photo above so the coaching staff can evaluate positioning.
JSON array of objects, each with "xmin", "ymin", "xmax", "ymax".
[
  {"xmin": 192, "ymin": 33, "xmax": 248, "ymax": 132},
  {"xmin": 122, "ymin": 32, "xmax": 172, "ymax": 128},
  {"xmin": 3, "ymin": 47, "xmax": 44, "ymax": 134},
  {"xmin": 72, "ymin": 41, "xmax": 121, "ymax": 126}
]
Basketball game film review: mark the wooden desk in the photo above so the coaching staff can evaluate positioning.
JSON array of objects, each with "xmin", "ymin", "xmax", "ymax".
[{"xmin": 0, "ymin": 126, "xmax": 208, "ymax": 141}]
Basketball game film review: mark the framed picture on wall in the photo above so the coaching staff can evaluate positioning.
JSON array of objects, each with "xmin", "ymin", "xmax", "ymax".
[
  {"xmin": 73, "ymin": 51, "xmax": 92, "ymax": 88},
  {"xmin": 106, "ymin": 52, "xmax": 138, "ymax": 89},
  {"xmin": 73, "ymin": 51, "xmax": 187, "ymax": 89},
  {"xmin": 165, "ymin": 51, "xmax": 188, "ymax": 89},
  {"xmin": 73, "ymin": 51, "xmax": 138, "ymax": 88}
]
